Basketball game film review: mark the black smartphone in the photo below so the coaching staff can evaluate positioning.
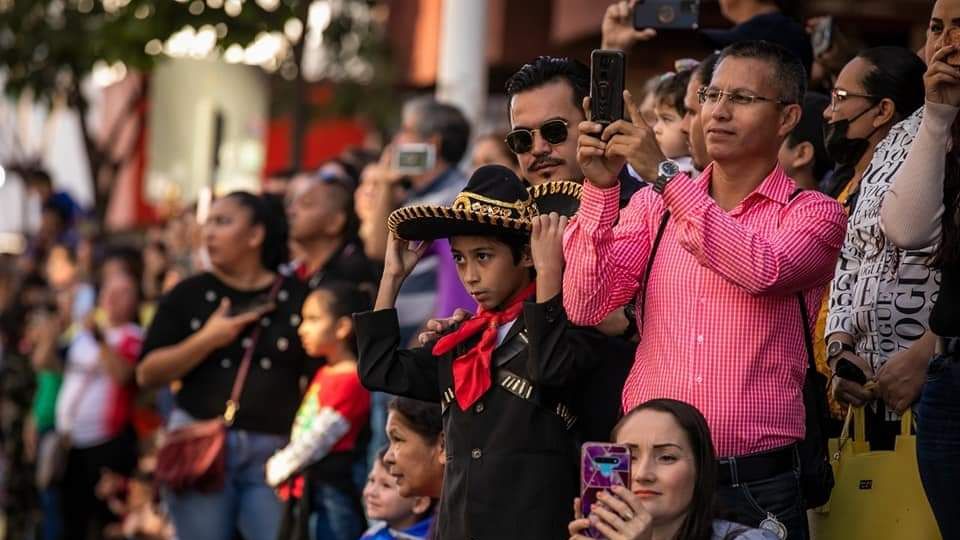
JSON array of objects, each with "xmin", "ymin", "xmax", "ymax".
[
  {"xmin": 228, "ymin": 294, "xmax": 275, "ymax": 317},
  {"xmin": 590, "ymin": 49, "xmax": 626, "ymax": 126},
  {"xmin": 835, "ymin": 357, "xmax": 868, "ymax": 386},
  {"xmin": 633, "ymin": 0, "xmax": 700, "ymax": 30}
]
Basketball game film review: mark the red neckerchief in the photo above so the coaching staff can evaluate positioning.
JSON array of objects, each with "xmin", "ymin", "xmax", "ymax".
[{"xmin": 432, "ymin": 281, "xmax": 536, "ymax": 409}]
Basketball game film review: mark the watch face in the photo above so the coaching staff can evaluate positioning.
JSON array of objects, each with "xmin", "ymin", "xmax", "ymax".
[{"xmin": 660, "ymin": 160, "xmax": 680, "ymax": 177}]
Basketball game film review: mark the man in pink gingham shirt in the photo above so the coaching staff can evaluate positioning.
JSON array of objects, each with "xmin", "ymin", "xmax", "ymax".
[{"xmin": 564, "ymin": 41, "xmax": 846, "ymax": 538}]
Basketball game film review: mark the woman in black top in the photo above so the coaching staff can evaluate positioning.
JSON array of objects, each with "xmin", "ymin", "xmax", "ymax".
[
  {"xmin": 879, "ymin": 3, "xmax": 960, "ymax": 536},
  {"xmin": 138, "ymin": 192, "xmax": 310, "ymax": 540}
]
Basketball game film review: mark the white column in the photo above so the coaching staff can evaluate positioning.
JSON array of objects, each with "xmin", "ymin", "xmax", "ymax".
[{"xmin": 435, "ymin": 0, "xmax": 488, "ymax": 130}]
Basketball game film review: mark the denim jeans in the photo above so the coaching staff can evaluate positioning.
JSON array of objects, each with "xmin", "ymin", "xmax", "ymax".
[
  {"xmin": 165, "ymin": 411, "xmax": 287, "ymax": 540},
  {"xmin": 310, "ymin": 482, "xmax": 364, "ymax": 540},
  {"xmin": 715, "ymin": 460, "xmax": 808, "ymax": 540},
  {"xmin": 916, "ymin": 354, "xmax": 960, "ymax": 540}
]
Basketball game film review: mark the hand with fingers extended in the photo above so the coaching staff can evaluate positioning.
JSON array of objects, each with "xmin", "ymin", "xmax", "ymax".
[
  {"xmin": 417, "ymin": 308, "xmax": 474, "ymax": 346},
  {"xmin": 925, "ymin": 45, "xmax": 960, "ymax": 107},
  {"xmin": 601, "ymin": 0, "xmax": 657, "ymax": 51},
  {"xmin": 383, "ymin": 232, "xmax": 432, "ymax": 281},
  {"xmin": 569, "ymin": 487, "xmax": 654, "ymax": 540},
  {"xmin": 829, "ymin": 352, "xmax": 879, "ymax": 408},
  {"xmin": 579, "ymin": 96, "xmax": 627, "ymax": 188},
  {"xmin": 601, "ymin": 90, "xmax": 666, "ymax": 182},
  {"xmin": 197, "ymin": 298, "xmax": 274, "ymax": 349}
]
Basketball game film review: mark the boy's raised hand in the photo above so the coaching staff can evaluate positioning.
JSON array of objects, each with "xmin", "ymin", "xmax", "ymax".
[
  {"xmin": 383, "ymin": 232, "xmax": 432, "ymax": 281},
  {"xmin": 531, "ymin": 212, "xmax": 568, "ymax": 275},
  {"xmin": 531, "ymin": 212, "xmax": 568, "ymax": 302}
]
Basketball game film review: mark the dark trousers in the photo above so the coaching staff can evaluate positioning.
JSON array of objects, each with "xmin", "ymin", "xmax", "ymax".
[
  {"xmin": 715, "ymin": 450, "xmax": 808, "ymax": 540},
  {"xmin": 61, "ymin": 427, "xmax": 137, "ymax": 540},
  {"xmin": 917, "ymin": 353, "xmax": 960, "ymax": 540}
]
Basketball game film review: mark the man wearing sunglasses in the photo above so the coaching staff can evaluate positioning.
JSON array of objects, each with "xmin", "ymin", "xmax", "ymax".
[
  {"xmin": 505, "ymin": 56, "xmax": 644, "ymax": 209},
  {"xmin": 564, "ymin": 41, "xmax": 847, "ymax": 540}
]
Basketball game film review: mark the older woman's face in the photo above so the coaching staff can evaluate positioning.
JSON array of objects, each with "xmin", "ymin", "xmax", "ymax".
[
  {"xmin": 614, "ymin": 410, "xmax": 697, "ymax": 527},
  {"xmin": 383, "ymin": 410, "xmax": 444, "ymax": 498}
]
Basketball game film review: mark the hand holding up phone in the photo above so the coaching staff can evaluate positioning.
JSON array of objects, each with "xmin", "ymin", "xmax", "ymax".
[
  {"xmin": 570, "ymin": 487, "xmax": 653, "ymax": 540},
  {"xmin": 602, "ymin": 1, "xmax": 657, "ymax": 51}
]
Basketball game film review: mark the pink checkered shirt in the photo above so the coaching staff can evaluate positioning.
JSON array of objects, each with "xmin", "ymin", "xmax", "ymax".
[{"xmin": 563, "ymin": 164, "xmax": 846, "ymax": 457}]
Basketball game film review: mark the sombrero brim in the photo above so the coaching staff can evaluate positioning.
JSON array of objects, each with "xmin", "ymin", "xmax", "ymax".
[
  {"xmin": 528, "ymin": 180, "xmax": 583, "ymax": 218},
  {"xmin": 388, "ymin": 204, "xmax": 531, "ymax": 242}
]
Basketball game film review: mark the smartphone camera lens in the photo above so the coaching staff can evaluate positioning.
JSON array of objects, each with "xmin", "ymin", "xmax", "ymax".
[{"xmin": 657, "ymin": 5, "xmax": 676, "ymax": 23}]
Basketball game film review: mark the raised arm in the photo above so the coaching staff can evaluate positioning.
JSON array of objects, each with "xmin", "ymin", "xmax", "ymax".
[
  {"xmin": 881, "ymin": 44, "xmax": 960, "ymax": 249},
  {"xmin": 563, "ymin": 110, "xmax": 654, "ymax": 326},
  {"xmin": 661, "ymin": 174, "xmax": 846, "ymax": 296}
]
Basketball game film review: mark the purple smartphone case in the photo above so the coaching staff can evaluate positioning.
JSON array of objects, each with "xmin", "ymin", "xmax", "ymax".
[{"xmin": 580, "ymin": 442, "xmax": 632, "ymax": 538}]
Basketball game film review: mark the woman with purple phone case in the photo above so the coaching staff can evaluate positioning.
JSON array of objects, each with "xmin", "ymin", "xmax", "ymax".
[{"xmin": 570, "ymin": 400, "xmax": 778, "ymax": 540}]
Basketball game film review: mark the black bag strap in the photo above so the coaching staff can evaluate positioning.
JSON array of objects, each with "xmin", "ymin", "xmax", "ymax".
[
  {"xmin": 639, "ymin": 210, "xmax": 671, "ymax": 322},
  {"xmin": 786, "ymin": 188, "xmax": 817, "ymax": 373}
]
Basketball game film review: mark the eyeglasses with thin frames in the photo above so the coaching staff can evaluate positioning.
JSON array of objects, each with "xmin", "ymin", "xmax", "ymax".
[
  {"xmin": 697, "ymin": 86, "xmax": 793, "ymax": 107},
  {"xmin": 829, "ymin": 88, "xmax": 877, "ymax": 113}
]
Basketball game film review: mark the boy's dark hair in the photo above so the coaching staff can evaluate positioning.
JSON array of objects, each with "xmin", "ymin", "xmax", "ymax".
[
  {"xmin": 505, "ymin": 56, "xmax": 590, "ymax": 114},
  {"xmin": 716, "ymin": 41, "xmax": 806, "ymax": 104},
  {"xmin": 387, "ymin": 397, "xmax": 442, "ymax": 443},
  {"xmin": 694, "ymin": 52, "xmax": 721, "ymax": 89},
  {"xmin": 785, "ymin": 92, "xmax": 832, "ymax": 183},
  {"xmin": 654, "ymin": 70, "xmax": 694, "ymax": 116},
  {"xmin": 857, "ymin": 46, "xmax": 926, "ymax": 123}
]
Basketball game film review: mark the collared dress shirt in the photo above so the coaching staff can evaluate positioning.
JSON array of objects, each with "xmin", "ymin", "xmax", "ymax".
[{"xmin": 563, "ymin": 164, "xmax": 846, "ymax": 457}]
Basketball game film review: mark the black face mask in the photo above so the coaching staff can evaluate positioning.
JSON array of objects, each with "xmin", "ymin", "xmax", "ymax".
[{"xmin": 823, "ymin": 103, "xmax": 881, "ymax": 168}]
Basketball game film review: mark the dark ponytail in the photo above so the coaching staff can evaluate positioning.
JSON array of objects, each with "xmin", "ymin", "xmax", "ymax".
[
  {"xmin": 857, "ymin": 47, "xmax": 926, "ymax": 122},
  {"xmin": 224, "ymin": 191, "xmax": 289, "ymax": 271}
]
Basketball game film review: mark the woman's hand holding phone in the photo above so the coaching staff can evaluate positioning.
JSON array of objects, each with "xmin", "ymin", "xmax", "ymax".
[{"xmin": 569, "ymin": 487, "xmax": 653, "ymax": 540}]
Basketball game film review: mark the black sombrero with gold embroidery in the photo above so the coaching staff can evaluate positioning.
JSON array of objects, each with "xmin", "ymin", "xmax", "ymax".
[{"xmin": 388, "ymin": 165, "xmax": 582, "ymax": 241}]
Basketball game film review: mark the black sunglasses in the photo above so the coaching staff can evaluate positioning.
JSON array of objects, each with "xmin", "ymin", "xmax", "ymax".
[{"xmin": 504, "ymin": 119, "xmax": 569, "ymax": 154}]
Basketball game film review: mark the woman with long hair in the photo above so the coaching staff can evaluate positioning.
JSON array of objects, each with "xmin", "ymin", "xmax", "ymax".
[
  {"xmin": 568, "ymin": 399, "xmax": 776, "ymax": 540},
  {"xmin": 880, "ymin": 0, "xmax": 960, "ymax": 536},
  {"xmin": 137, "ymin": 192, "xmax": 311, "ymax": 540}
]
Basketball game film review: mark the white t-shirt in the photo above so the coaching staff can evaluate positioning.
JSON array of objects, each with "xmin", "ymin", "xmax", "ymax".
[{"xmin": 56, "ymin": 323, "xmax": 142, "ymax": 448}]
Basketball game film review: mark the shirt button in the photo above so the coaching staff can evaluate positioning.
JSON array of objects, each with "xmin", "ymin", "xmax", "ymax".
[
  {"xmin": 471, "ymin": 448, "xmax": 482, "ymax": 459},
  {"xmin": 260, "ymin": 357, "xmax": 272, "ymax": 370},
  {"xmin": 696, "ymin": 335, "xmax": 704, "ymax": 345},
  {"xmin": 475, "ymin": 403, "xmax": 484, "ymax": 414},
  {"xmin": 695, "ymin": 375, "xmax": 703, "ymax": 384},
  {"xmin": 220, "ymin": 358, "xmax": 232, "ymax": 368}
]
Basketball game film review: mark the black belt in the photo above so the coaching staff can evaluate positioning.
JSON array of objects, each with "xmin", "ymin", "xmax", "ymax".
[{"xmin": 717, "ymin": 445, "xmax": 796, "ymax": 487}]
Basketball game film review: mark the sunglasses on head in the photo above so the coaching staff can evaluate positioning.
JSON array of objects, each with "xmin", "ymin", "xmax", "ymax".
[{"xmin": 504, "ymin": 119, "xmax": 569, "ymax": 155}]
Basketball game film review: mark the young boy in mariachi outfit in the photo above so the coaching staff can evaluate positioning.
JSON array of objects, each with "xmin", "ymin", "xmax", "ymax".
[{"xmin": 355, "ymin": 165, "xmax": 602, "ymax": 540}]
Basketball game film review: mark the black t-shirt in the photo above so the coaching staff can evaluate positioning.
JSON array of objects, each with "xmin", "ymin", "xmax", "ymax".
[{"xmin": 140, "ymin": 272, "xmax": 311, "ymax": 435}]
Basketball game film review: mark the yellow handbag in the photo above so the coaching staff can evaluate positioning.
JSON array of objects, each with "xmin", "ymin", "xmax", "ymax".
[{"xmin": 810, "ymin": 407, "xmax": 941, "ymax": 540}]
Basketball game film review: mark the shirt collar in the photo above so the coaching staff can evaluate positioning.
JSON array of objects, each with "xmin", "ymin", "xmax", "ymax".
[{"xmin": 698, "ymin": 162, "xmax": 795, "ymax": 207}]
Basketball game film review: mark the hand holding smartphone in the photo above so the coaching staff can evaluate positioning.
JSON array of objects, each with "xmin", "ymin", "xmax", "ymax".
[{"xmin": 580, "ymin": 442, "xmax": 632, "ymax": 538}]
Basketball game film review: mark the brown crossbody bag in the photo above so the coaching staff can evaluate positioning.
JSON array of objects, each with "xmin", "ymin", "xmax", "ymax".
[{"xmin": 155, "ymin": 278, "xmax": 283, "ymax": 493}]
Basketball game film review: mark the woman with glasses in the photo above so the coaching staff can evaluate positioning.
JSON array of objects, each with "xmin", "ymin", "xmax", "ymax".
[{"xmin": 819, "ymin": 47, "xmax": 933, "ymax": 452}]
